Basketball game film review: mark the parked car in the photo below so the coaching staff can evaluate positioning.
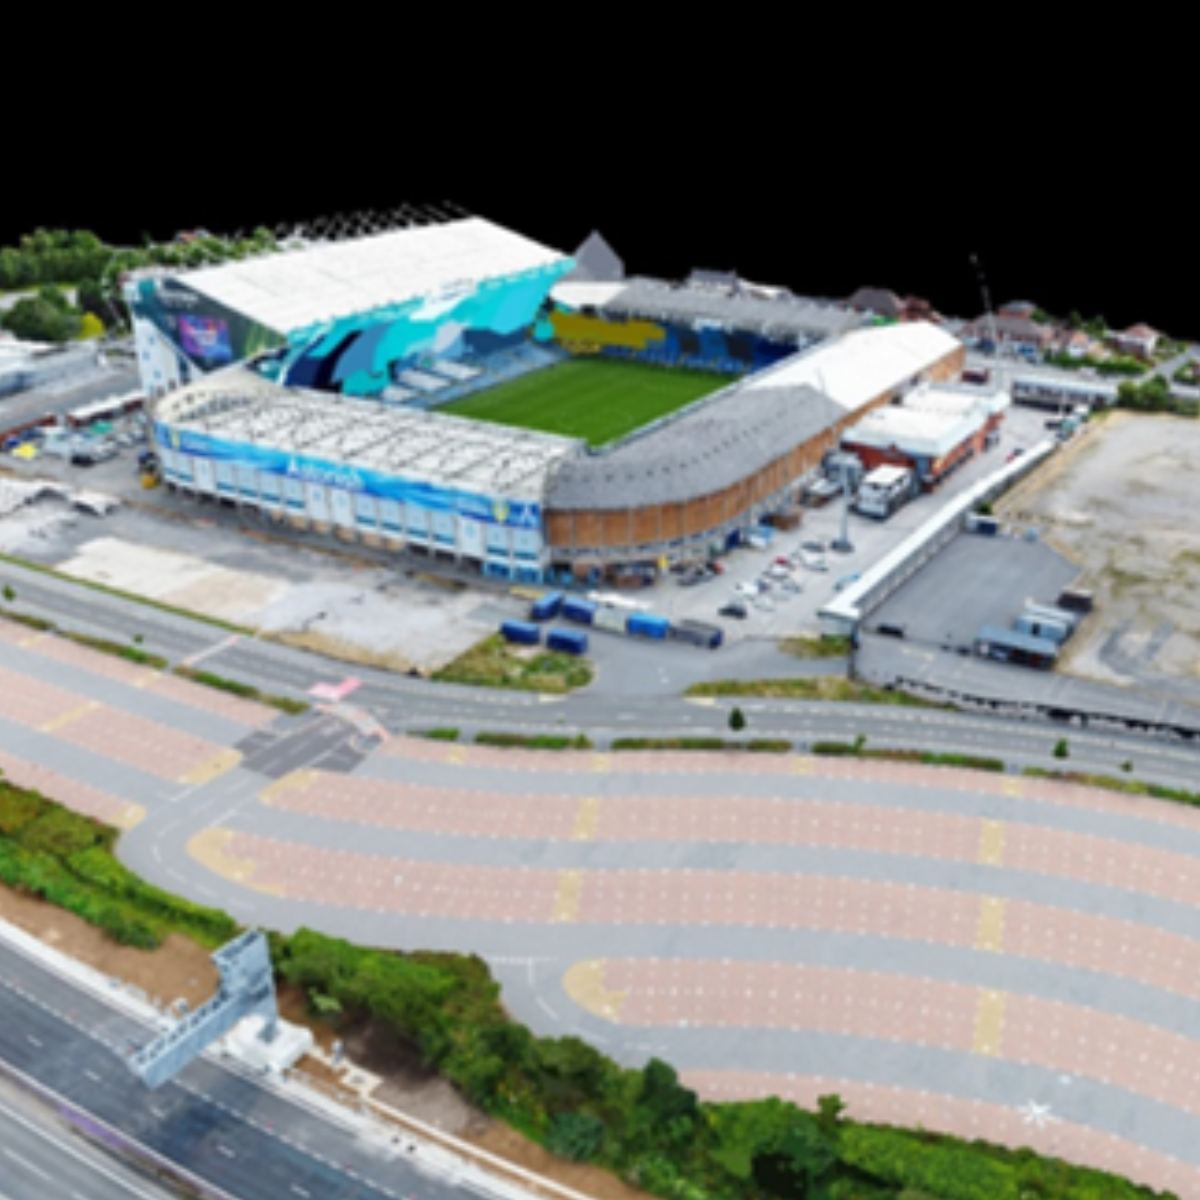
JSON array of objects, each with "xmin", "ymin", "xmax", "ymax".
[
  {"xmin": 800, "ymin": 551, "xmax": 829, "ymax": 572},
  {"xmin": 734, "ymin": 581, "xmax": 760, "ymax": 598},
  {"xmin": 718, "ymin": 601, "xmax": 749, "ymax": 619},
  {"xmin": 834, "ymin": 573, "xmax": 862, "ymax": 593}
]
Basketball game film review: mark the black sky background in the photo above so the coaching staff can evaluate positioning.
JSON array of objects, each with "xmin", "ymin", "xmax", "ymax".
[{"xmin": 4, "ymin": 30, "xmax": 1192, "ymax": 337}]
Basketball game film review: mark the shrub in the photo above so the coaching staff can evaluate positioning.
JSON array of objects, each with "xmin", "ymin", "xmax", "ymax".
[
  {"xmin": 1053, "ymin": 738, "xmax": 1069, "ymax": 759},
  {"xmin": 728, "ymin": 706, "xmax": 746, "ymax": 732}
]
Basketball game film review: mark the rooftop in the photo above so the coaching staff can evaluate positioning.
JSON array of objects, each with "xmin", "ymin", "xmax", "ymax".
[
  {"xmin": 142, "ymin": 217, "xmax": 568, "ymax": 340},
  {"xmin": 156, "ymin": 367, "xmax": 579, "ymax": 498}
]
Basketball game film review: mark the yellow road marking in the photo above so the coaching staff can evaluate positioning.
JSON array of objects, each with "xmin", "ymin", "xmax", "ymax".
[
  {"xmin": 590, "ymin": 753, "xmax": 612, "ymax": 773},
  {"xmin": 553, "ymin": 870, "xmax": 583, "ymax": 923},
  {"xmin": 179, "ymin": 748, "xmax": 242, "ymax": 787},
  {"xmin": 979, "ymin": 820, "xmax": 1006, "ymax": 866},
  {"xmin": 563, "ymin": 960, "xmax": 628, "ymax": 1022},
  {"xmin": 40, "ymin": 701, "xmax": 99, "ymax": 733},
  {"xmin": 973, "ymin": 989, "xmax": 1005, "ymax": 1056},
  {"xmin": 260, "ymin": 769, "xmax": 318, "ymax": 806},
  {"xmin": 113, "ymin": 802, "xmax": 147, "ymax": 831},
  {"xmin": 793, "ymin": 756, "xmax": 814, "ymax": 775},
  {"xmin": 573, "ymin": 798, "xmax": 600, "ymax": 841},
  {"xmin": 187, "ymin": 828, "xmax": 284, "ymax": 894},
  {"xmin": 976, "ymin": 897, "xmax": 1006, "ymax": 952},
  {"xmin": 1002, "ymin": 776, "xmax": 1025, "ymax": 798}
]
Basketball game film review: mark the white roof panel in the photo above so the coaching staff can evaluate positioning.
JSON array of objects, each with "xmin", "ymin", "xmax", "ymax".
[
  {"xmin": 745, "ymin": 322, "xmax": 962, "ymax": 413},
  {"xmin": 173, "ymin": 218, "xmax": 567, "ymax": 337}
]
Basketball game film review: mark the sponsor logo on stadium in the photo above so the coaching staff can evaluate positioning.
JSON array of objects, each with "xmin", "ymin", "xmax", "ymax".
[{"xmin": 286, "ymin": 457, "xmax": 365, "ymax": 493}]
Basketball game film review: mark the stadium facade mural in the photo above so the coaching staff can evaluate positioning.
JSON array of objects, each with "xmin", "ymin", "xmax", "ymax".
[
  {"xmin": 547, "ymin": 305, "xmax": 797, "ymax": 371},
  {"xmin": 127, "ymin": 279, "xmax": 284, "ymax": 371},
  {"xmin": 282, "ymin": 263, "xmax": 572, "ymax": 396},
  {"xmin": 154, "ymin": 423, "xmax": 542, "ymax": 531}
]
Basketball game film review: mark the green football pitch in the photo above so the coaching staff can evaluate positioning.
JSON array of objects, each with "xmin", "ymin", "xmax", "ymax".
[{"xmin": 438, "ymin": 358, "xmax": 732, "ymax": 447}]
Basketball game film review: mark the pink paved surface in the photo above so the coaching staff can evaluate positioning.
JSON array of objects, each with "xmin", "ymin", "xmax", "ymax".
[
  {"xmin": 683, "ymin": 1071, "xmax": 1194, "ymax": 1197},
  {"xmin": 597, "ymin": 959, "xmax": 1200, "ymax": 1118},
  {"xmin": 226, "ymin": 836, "xmax": 559, "ymax": 921},
  {"xmin": 0, "ymin": 620, "xmax": 276, "ymax": 730},
  {"xmin": 217, "ymin": 829, "xmax": 1200, "ymax": 1019},
  {"xmin": 49, "ymin": 706, "xmax": 223, "ymax": 781},
  {"xmin": 266, "ymin": 776, "xmax": 578, "ymax": 839},
  {"xmin": 380, "ymin": 736, "xmax": 1200, "ymax": 833},
  {"xmin": 0, "ymin": 664, "xmax": 94, "ymax": 726},
  {"xmin": 0, "ymin": 750, "xmax": 132, "ymax": 826}
]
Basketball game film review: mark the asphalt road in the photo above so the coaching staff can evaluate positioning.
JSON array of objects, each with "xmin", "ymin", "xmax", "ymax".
[
  {"xmin": 0, "ymin": 940, "xmax": 485, "ymax": 1200},
  {"xmin": 2, "ymin": 556, "xmax": 1199, "ymax": 787}
]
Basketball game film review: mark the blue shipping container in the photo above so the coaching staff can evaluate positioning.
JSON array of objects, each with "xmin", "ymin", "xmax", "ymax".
[
  {"xmin": 546, "ymin": 628, "xmax": 588, "ymax": 655},
  {"xmin": 500, "ymin": 620, "xmax": 541, "ymax": 646},
  {"xmin": 561, "ymin": 598, "xmax": 598, "ymax": 625},
  {"xmin": 626, "ymin": 612, "xmax": 670, "ymax": 640},
  {"xmin": 530, "ymin": 592, "xmax": 564, "ymax": 621}
]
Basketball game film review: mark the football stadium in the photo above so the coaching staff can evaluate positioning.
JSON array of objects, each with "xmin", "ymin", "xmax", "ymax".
[{"xmin": 131, "ymin": 212, "xmax": 965, "ymax": 583}]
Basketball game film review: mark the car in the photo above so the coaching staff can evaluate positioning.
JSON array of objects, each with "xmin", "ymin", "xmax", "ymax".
[
  {"xmin": 877, "ymin": 622, "xmax": 906, "ymax": 638},
  {"xmin": 734, "ymin": 581, "xmax": 760, "ymax": 598},
  {"xmin": 800, "ymin": 539, "xmax": 826, "ymax": 554},
  {"xmin": 765, "ymin": 564, "xmax": 791, "ymax": 580},
  {"xmin": 718, "ymin": 602, "xmax": 749, "ymax": 619},
  {"xmin": 773, "ymin": 555, "xmax": 791, "ymax": 567},
  {"xmin": 800, "ymin": 551, "xmax": 829, "ymax": 572},
  {"xmin": 834, "ymin": 573, "xmax": 862, "ymax": 593},
  {"xmin": 780, "ymin": 577, "xmax": 803, "ymax": 593}
]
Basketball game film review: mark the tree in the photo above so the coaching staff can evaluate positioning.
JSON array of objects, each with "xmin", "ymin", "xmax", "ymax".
[
  {"xmin": 2, "ymin": 586, "xmax": 13, "ymax": 603},
  {"xmin": 548, "ymin": 1111, "xmax": 604, "ymax": 1162},
  {"xmin": 0, "ymin": 293, "xmax": 80, "ymax": 343},
  {"xmin": 1053, "ymin": 738, "xmax": 1069, "ymax": 759},
  {"xmin": 729, "ymin": 706, "xmax": 746, "ymax": 732}
]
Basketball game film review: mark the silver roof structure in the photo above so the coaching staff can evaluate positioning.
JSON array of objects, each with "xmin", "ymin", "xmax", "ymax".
[
  {"xmin": 147, "ymin": 217, "xmax": 568, "ymax": 339},
  {"xmin": 583, "ymin": 276, "xmax": 862, "ymax": 342},
  {"xmin": 156, "ymin": 368, "xmax": 579, "ymax": 499},
  {"xmin": 546, "ymin": 383, "xmax": 842, "ymax": 511}
]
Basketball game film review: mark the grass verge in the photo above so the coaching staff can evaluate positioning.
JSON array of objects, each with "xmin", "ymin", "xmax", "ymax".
[
  {"xmin": 411, "ymin": 728, "xmax": 460, "ymax": 742},
  {"xmin": 433, "ymin": 634, "xmax": 593, "ymax": 694},
  {"xmin": 172, "ymin": 665, "xmax": 309, "ymax": 714},
  {"xmin": 686, "ymin": 676, "xmax": 939, "ymax": 706},
  {"xmin": 612, "ymin": 737, "xmax": 792, "ymax": 752},
  {"xmin": 474, "ymin": 732, "xmax": 593, "ymax": 750},
  {"xmin": 1023, "ymin": 767, "xmax": 1200, "ymax": 806},
  {"xmin": 780, "ymin": 633, "xmax": 853, "ymax": 658}
]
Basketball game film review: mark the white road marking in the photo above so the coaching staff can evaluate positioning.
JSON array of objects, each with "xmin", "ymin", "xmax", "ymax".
[{"xmin": 4, "ymin": 1149, "xmax": 51, "ymax": 1181}]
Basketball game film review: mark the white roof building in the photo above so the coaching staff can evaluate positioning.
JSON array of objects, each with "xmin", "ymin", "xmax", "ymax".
[
  {"xmin": 744, "ymin": 321, "xmax": 963, "ymax": 414},
  {"xmin": 143, "ymin": 217, "xmax": 567, "ymax": 339}
]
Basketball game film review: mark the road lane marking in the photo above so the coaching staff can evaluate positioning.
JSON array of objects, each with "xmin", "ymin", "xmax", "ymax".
[
  {"xmin": 573, "ymin": 798, "xmax": 600, "ymax": 841},
  {"xmin": 978, "ymin": 820, "xmax": 1006, "ymax": 866},
  {"xmin": 552, "ymin": 870, "xmax": 583, "ymax": 923},
  {"xmin": 40, "ymin": 700, "xmax": 100, "ymax": 734},
  {"xmin": 178, "ymin": 748, "xmax": 242, "ymax": 787},
  {"xmin": 977, "ymin": 897, "xmax": 1006, "ymax": 953},
  {"xmin": 4, "ymin": 1148, "xmax": 51, "ymax": 1181},
  {"xmin": 973, "ymin": 989, "xmax": 1006, "ymax": 1057}
]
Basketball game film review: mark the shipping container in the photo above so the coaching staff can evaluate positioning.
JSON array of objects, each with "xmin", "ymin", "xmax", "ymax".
[
  {"xmin": 530, "ymin": 591, "xmax": 564, "ymax": 621},
  {"xmin": 546, "ymin": 628, "xmax": 588, "ymax": 655},
  {"xmin": 593, "ymin": 607, "xmax": 628, "ymax": 634},
  {"xmin": 669, "ymin": 619, "xmax": 724, "ymax": 649},
  {"xmin": 499, "ymin": 620, "xmax": 541, "ymax": 646},
  {"xmin": 561, "ymin": 597, "xmax": 598, "ymax": 625},
  {"xmin": 626, "ymin": 612, "xmax": 670, "ymax": 640}
]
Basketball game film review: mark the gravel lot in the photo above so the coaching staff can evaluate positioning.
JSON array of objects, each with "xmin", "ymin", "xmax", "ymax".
[{"xmin": 997, "ymin": 410, "xmax": 1200, "ymax": 701}]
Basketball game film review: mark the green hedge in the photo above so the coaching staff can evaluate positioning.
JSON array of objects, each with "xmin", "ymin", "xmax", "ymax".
[
  {"xmin": 474, "ymin": 732, "xmax": 594, "ymax": 750},
  {"xmin": 172, "ymin": 665, "xmax": 309, "ymax": 714}
]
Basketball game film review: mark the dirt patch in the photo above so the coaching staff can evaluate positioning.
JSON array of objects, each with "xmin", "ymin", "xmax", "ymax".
[
  {"xmin": 0, "ymin": 883, "xmax": 218, "ymax": 1009},
  {"xmin": 996, "ymin": 413, "xmax": 1200, "ymax": 701},
  {"xmin": 268, "ymin": 629, "xmax": 416, "ymax": 674}
]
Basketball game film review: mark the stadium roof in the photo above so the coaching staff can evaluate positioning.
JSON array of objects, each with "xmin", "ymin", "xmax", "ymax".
[
  {"xmin": 743, "ymin": 321, "xmax": 964, "ymax": 414},
  {"xmin": 554, "ymin": 275, "xmax": 860, "ymax": 342},
  {"xmin": 156, "ymin": 367, "xmax": 579, "ymax": 499},
  {"xmin": 160, "ymin": 217, "xmax": 567, "ymax": 338},
  {"xmin": 546, "ymin": 383, "xmax": 843, "ymax": 511}
]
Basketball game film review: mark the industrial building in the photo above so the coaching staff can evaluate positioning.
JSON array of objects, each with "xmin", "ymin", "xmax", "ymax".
[{"xmin": 839, "ymin": 380, "xmax": 1008, "ymax": 488}]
